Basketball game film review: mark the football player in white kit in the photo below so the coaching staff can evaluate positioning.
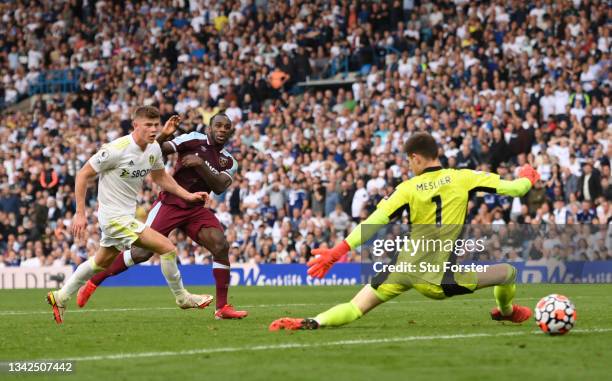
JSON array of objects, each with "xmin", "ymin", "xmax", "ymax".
[{"xmin": 47, "ymin": 106, "xmax": 212, "ymax": 324}]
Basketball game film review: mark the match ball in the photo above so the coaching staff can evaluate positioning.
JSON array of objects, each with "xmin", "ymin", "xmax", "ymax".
[{"xmin": 534, "ymin": 294, "xmax": 576, "ymax": 335}]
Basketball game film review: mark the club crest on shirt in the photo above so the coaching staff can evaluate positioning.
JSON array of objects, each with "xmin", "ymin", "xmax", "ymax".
[
  {"xmin": 219, "ymin": 156, "xmax": 229, "ymax": 167},
  {"xmin": 149, "ymin": 154, "xmax": 155, "ymax": 166},
  {"xmin": 98, "ymin": 149, "xmax": 109, "ymax": 163}
]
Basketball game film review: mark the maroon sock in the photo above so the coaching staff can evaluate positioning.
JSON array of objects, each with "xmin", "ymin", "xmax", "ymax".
[
  {"xmin": 90, "ymin": 252, "xmax": 129, "ymax": 286},
  {"xmin": 213, "ymin": 260, "xmax": 230, "ymax": 309}
]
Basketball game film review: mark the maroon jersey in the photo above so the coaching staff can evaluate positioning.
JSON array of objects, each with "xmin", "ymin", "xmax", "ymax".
[{"xmin": 158, "ymin": 131, "xmax": 237, "ymax": 209}]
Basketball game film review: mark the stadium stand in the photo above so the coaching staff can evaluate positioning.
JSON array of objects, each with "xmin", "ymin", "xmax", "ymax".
[{"xmin": 0, "ymin": 0, "xmax": 610, "ymax": 267}]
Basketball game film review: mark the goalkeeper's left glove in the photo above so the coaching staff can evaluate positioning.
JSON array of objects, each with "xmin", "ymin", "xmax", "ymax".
[
  {"xmin": 307, "ymin": 240, "xmax": 350, "ymax": 279},
  {"xmin": 518, "ymin": 164, "xmax": 541, "ymax": 186}
]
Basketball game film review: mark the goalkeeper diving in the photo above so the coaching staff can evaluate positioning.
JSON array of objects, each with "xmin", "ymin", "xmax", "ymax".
[{"xmin": 270, "ymin": 132, "xmax": 540, "ymax": 331}]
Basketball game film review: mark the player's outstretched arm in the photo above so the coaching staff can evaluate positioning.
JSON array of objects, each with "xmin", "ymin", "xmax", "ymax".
[
  {"xmin": 156, "ymin": 115, "xmax": 182, "ymax": 145},
  {"xmin": 181, "ymin": 154, "xmax": 232, "ymax": 194},
  {"xmin": 150, "ymin": 169, "xmax": 208, "ymax": 204},
  {"xmin": 308, "ymin": 208, "xmax": 390, "ymax": 278},
  {"xmin": 72, "ymin": 162, "xmax": 98, "ymax": 239},
  {"xmin": 460, "ymin": 165, "xmax": 540, "ymax": 198},
  {"xmin": 497, "ymin": 165, "xmax": 541, "ymax": 197},
  {"xmin": 157, "ymin": 115, "xmax": 183, "ymax": 157}
]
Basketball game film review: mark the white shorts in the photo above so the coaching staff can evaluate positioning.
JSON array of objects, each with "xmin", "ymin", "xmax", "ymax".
[{"xmin": 100, "ymin": 216, "xmax": 146, "ymax": 251}]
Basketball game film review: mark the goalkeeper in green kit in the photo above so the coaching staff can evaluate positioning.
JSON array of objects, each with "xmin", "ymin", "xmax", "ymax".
[{"xmin": 270, "ymin": 132, "xmax": 540, "ymax": 331}]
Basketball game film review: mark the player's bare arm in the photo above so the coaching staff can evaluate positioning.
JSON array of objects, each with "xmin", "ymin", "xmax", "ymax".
[
  {"xmin": 157, "ymin": 115, "xmax": 183, "ymax": 157},
  {"xmin": 156, "ymin": 114, "xmax": 182, "ymax": 144},
  {"xmin": 149, "ymin": 168, "xmax": 208, "ymax": 203},
  {"xmin": 72, "ymin": 162, "xmax": 98, "ymax": 240},
  {"xmin": 181, "ymin": 154, "xmax": 232, "ymax": 194}
]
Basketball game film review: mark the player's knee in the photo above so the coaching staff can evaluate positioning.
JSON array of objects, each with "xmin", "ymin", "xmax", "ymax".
[
  {"xmin": 200, "ymin": 229, "xmax": 229, "ymax": 257},
  {"xmin": 158, "ymin": 239, "xmax": 177, "ymax": 256},
  {"xmin": 481, "ymin": 263, "xmax": 516, "ymax": 288},
  {"xmin": 501, "ymin": 263, "xmax": 517, "ymax": 284},
  {"xmin": 95, "ymin": 255, "xmax": 115, "ymax": 269},
  {"xmin": 211, "ymin": 239, "xmax": 230, "ymax": 259},
  {"xmin": 157, "ymin": 233, "xmax": 176, "ymax": 255},
  {"xmin": 130, "ymin": 247, "xmax": 154, "ymax": 264}
]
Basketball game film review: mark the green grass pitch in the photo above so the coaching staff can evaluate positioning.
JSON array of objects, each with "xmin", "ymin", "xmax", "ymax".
[{"xmin": 1, "ymin": 284, "xmax": 611, "ymax": 381}]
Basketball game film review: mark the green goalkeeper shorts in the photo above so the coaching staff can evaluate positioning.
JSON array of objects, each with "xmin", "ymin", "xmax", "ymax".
[{"xmin": 370, "ymin": 270, "xmax": 478, "ymax": 302}]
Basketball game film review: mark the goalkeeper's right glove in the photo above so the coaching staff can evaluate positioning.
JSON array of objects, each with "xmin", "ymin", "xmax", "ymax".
[
  {"xmin": 307, "ymin": 240, "xmax": 350, "ymax": 279},
  {"xmin": 518, "ymin": 164, "xmax": 541, "ymax": 186}
]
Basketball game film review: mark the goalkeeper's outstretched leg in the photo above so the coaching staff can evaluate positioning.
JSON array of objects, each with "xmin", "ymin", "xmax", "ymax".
[
  {"xmin": 475, "ymin": 263, "xmax": 532, "ymax": 323},
  {"xmin": 269, "ymin": 285, "xmax": 385, "ymax": 331},
  {"xmin": 269, "ymin": 263, "xmax": 531, "ymax": 331}
]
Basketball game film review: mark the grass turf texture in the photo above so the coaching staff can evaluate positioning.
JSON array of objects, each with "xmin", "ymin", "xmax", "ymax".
[{"xmin": 1, "ymin": 284, "xmax": 611, "ymax": 381}]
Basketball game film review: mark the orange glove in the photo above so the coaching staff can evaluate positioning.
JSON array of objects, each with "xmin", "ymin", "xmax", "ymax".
[
  {"xmin": 518, "ymin": 164, "xmax": 541, "ymax": 186},
  {"xmin": 307, "ymin": 241, "xmax": 350, "ymax": 279}
]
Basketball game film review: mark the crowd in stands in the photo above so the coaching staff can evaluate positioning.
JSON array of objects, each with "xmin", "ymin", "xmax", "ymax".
[{"xmin": 0, "ymin": 0, "xmax": 610, "ymax": 268}]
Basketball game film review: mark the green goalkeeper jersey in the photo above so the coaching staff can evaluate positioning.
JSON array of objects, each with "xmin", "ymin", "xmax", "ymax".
[
  {"xmin": 375, "ymin": 166, "xmax": 530, "ymax": 225},
  {"xmin": 344, "ymin": 166, "xmax": 532, "ymax": 285}
]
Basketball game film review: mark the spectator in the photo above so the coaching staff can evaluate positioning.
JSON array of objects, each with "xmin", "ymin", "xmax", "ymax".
[
  {"xmin": 576, "ymin": 201, "xmax": 596, "ymax": 223},
  {"xmin": 329, "ymin": 204, "xmax": 351, "ymax": 236},
  {"xmin": 578, "ymin": 162, "xmax": 603, "ymax": 202}
]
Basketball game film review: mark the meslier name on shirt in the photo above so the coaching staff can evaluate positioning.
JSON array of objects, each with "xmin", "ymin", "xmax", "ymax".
[{"xmin": 416, "ymin": 176, "xmax": 452, "ymax": 191}]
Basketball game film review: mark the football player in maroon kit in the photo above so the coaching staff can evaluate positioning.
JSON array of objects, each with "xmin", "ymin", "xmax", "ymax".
[{"xmin": 77, "ymin": 113, "xmax": 248, "ymax": 319}]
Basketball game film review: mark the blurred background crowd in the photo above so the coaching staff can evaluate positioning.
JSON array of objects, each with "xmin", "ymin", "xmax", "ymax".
[{"xmin": 0, "ymin": 0, "xmax": 610, "ymax": 268}]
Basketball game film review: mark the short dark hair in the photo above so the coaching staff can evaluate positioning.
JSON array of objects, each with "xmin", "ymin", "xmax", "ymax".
[
  {"xmin": 132, "ymin": 106, "xmax": 160, "ymax": 120},
  {"xmin": 209, "ymin": 112, "xmax": 231, "ymax": 126},
  {"xmin": 404, "ymin": 132, "xmax": 438, "ymax": 159}
]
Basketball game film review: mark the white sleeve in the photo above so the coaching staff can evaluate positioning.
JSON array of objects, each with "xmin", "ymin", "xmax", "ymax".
[
  {"xmin": 88, "ymin": 145, "xmax": 121, "ymax": 173},
  {"xmin": 222, "ymin": 156, "xmax": 238, "ymax": 181},
  {"xmin": 169, "ymin": 131, "xmax": 207, "ymax": 153},
  {"xmin": 151, "ymin": 143, "xmax": 165, "ymax": 170}
]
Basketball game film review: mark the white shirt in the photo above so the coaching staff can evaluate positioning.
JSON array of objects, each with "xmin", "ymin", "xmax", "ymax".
[
  {"xmin": 547, "ymin": 144, "xmax": 570, "ymax": 168},
  {"xmin": 539, "ymin": 95, "xmax": 556, "ymax": 121},
  {"xmin": 366, "ymin": 177, "xmax": 386, "ymax": 193},
  {"xmin": 215, "ymin": 210, "xmax": 232, "ymax": 227},
  {"xmin": 351, "ymin": 188, "xmax": 369, "ymax": 218},
  {"xmin": 21, "ymin": 257, "xmax": 41, "ymax": 267},
  {"xmin": 583, "ymin": 173, "xmax": 592, "ymax": 200},
  {"xmin": 554, "ymin": 207, "xmax": 570, "ymax": 224},
  {"xmin": 27, "ymin": 49, "xmax": 43, "ymax": 69},
  {"xmin": 398, "ymin": 59, "xmax": 412, "ymax": 78},
  {"xmin": 89, "ymin": 134, "xmax": 164, "ymax": 224},
  {"xmin": 225, "ymin": 106, "xmax": 242, "ymax": 123},
  {"xmin": 191, "ymin": 15, "xmax": 206, "ymax": 32},
  {"xmin": 244, "ymin": 170, "xmax": 263, "ymax": 186},
  {"xmin": 352, "ymin": 82, "xmax": 363, "ymax": 101},
  {"xmin": 243, "ymin": 192, "xmax": 262, "ymax": 214},
  {"xmin": 553, "ymin": 90, "xmax": 569, "ymax": 115}
]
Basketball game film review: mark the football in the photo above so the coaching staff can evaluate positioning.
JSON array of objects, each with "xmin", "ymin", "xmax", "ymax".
[{"xmin": 535, "ymin": 294, "xmax": 577, "ymax": 335}]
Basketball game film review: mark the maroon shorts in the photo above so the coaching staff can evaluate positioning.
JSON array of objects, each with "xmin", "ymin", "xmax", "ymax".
[{"xmin": 145, "ymin": 200, "xmax": 223, "ymax": 241}]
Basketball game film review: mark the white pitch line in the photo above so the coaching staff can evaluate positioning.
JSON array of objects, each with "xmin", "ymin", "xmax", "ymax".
[
  {"xmin": 0, "ymin": 296, "xmax": 576, "ymax": 316},
  {"xmin": 0, "ymin": 295, "xmax": 600, "ymax": 317},
  {"xmin": 38, "ymin": 327, "xmax": 612, "ymax": 362},
  {"xmin": 0, "ymin": 303, "xmax": 329, "ymax": 316}
]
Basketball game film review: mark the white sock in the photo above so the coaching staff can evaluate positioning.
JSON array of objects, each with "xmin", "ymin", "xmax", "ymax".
[
  {"xmin": 123, "ymin": 250, "xmax": 135, "ymax": 267},
  {"xmin": 57, "ymin": 257, "xmax": 103, "ymax": 302},
  {"xmin": 160, "ymin": 251, "xmax": 187, "ymax": 299}
]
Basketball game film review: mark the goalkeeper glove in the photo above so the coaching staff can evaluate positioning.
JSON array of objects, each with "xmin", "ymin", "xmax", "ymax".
[
  {"xmin": 518, "ymin": 164, "xmax": 541, "ymax": 186},
  {"xmin": 307, "ymin": 240, "xmax": 350, "ymax": 279}
]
